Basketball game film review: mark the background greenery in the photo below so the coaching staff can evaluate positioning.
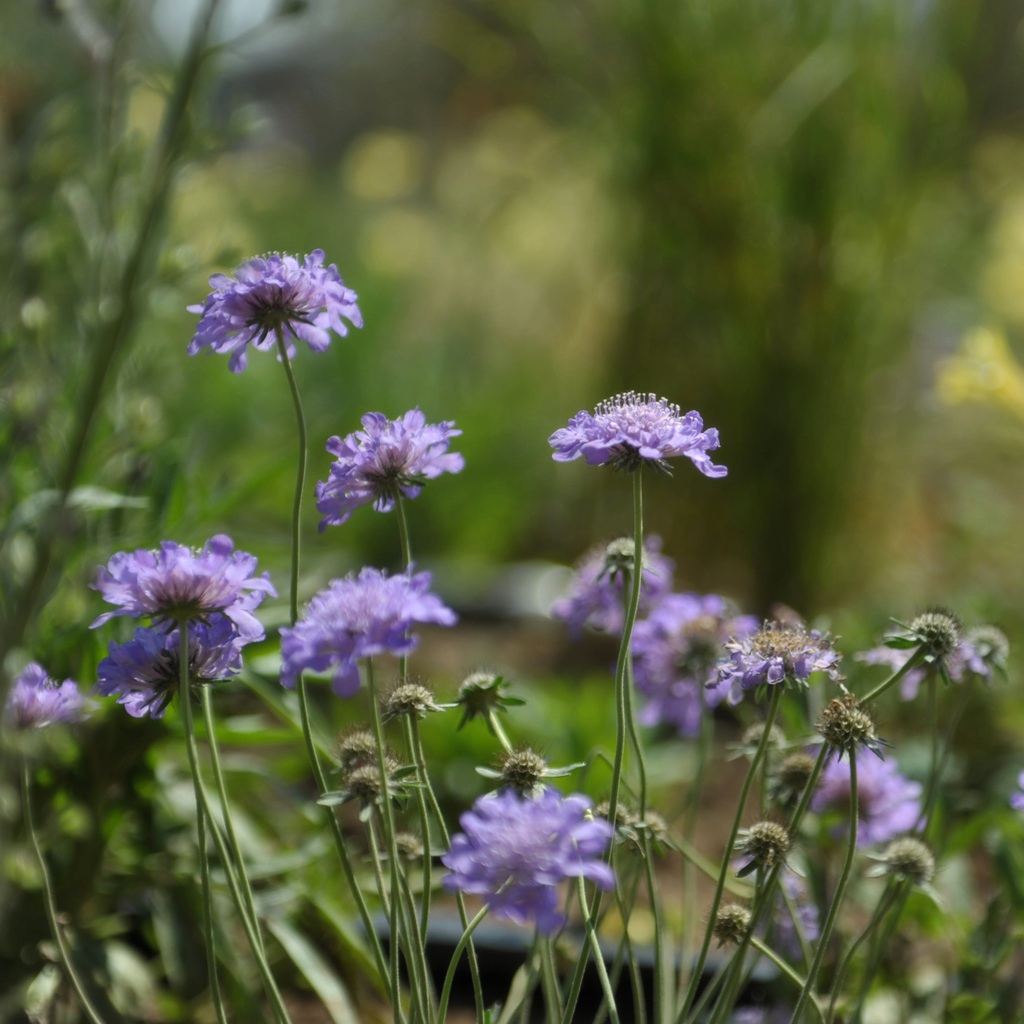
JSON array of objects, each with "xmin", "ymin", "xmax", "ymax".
[{"xmin": 2, "ymin": 0, "xmax": 1024, "ymax": 1020}]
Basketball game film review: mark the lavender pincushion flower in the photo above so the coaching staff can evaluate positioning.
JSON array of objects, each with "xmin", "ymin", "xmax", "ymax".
[
  {"xmin": 5, "ymin": 662, "xmax": 86, "ymax": 730},
  {"xmin": 1011, "ymin": 771, "xmax": 1024, "ymax": 813},
  {"xmin": 549, "ymin": 391, "xmax": 726, "ymax": 476},
  {"xmin": 97, "ymin": 617, "xmax": 246, "ymax": 719},
  {"xmin": 188, "ymin": 250, "xmax": 362, "ymax": 372},
  {"xmin": 441, "ymin": 788, "xmax": 614, "ymax": 934},
  {"xmin": 279, "ymin": 567, "xmax": 456, "ymax": 695},
  {"xmin": 716, "ymin": 621, "xmax": 841, "ymax": 704},
  {"xmin": 91, "ymin": 535, "xmax": 275, "ymax": 640},
  {"xmin": 316, "ymin": 409, "xmax": 464, "ymax": 529},
  {"xmin": 633, "ymin": 592, "xmax": 758, "ymax": 736},
  {"xmin": 811, "ymin": 747, "xmax": 922, "ymax": 846},
  {"xmin": 552, "ymin": 536, "xmax": 674, "ymax": 638}
]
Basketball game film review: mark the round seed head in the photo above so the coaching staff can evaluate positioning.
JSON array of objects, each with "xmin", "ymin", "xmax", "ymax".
[
  {"xmin": 909, "ymin": 610, "xmax": 961, "ymax": 658},
  {"xmin": 776, "ymin": 752, "xmax": 817, "ymax": 795},
  {"xmin": 337, "ymin": 728, "xmax": 378, "ymax": 772},
  {"xmin": 739, "ymin": 820, "xmax": 791, "ymax": 870},
  {"xmin": 817, "ymin": 694, "xmax": 878, "ymax": 753},
  {"xmin": 500, "ymin": 748, "xmax": 549, "ymax": 794},
  {"xmin": 385, "ymin": 682, "xmax": 439, "ymax": 721},
  {"xmin": 714, "ymin": 905, "xmax": 751, "ymax": 946},
  {"xmin": 966, "ymin": 625, "xmax": 1010, "ymax": 668},
  {"xmin": 876, "ymin": 837, "xmax": 936, "ymax": 886},
  {"xmin": 395, "ymin": 832, "xmax": 425, "ymax": 860},
  {"xmin": 345, "ymin": 764, "xmax": 384, "ymax": 804}
]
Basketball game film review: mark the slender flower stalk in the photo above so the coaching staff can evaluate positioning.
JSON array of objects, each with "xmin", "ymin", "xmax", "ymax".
[
  {"xmin": 793, "ymin": 754, "xmax": 859, "ymax": 1023},
  {"xmin": 437, "ymin": 905, "xmax": 489, "ymax": 1024},
  {"xmin": 747, "ymin": 936, "xmax": 825, "ymax": 1022},
  {"xmin": 21, "ymin": 762, "xmax": 108, "ymax": 1024},
  {"xmin": 177, "ymin": 623, "xmax": 230, "ymax": 1024},
  {"xmin": 676, "ymin": 686, "xmax": 783, "ymax": 1021},
  {"xmin": 576, "ymin": 877, "xmax": 621, "ymax": 1024}
]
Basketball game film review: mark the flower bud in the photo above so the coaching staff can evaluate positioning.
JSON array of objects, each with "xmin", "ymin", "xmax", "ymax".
[
  {"xmin": 714, "ymin": 904, "xmax": 751, "ymax": 946},
  {"xmin": 737, "ymin": 820, "xmax": 791, "ymax": 875}
]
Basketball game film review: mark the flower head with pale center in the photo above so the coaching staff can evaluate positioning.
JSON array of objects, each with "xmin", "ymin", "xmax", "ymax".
[
  {"xmin": 5, "ymin": 663, "xmax": 86, "ymax": 730},
  {"xmin": 316, "ymin": 409, "xmax": 464, "ymax": 529},
  {"xmin": 549, "ymin": 391, "xmax": 726, "ymax": 476},
  {"xmin": 279, "ymin": 567, "xmax": 456, "ymax": 695},
  {"xmin": 188, "ymin": 250, "xmax": 362, "ymax": 372},
  {"xmin": 91, "ymin": 535, "xmax": 275, "ymax": 640},
  {"xmin": 441, "ymin": 787, "xmax": 614, "ymax": 934}
]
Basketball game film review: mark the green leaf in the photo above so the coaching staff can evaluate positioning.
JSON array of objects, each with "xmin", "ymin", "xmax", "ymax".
[{"xmin": 266, "ymin": 918, "xmax": 360, "ymax": 1024}]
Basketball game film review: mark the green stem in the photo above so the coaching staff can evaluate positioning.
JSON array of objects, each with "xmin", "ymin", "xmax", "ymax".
[
  {"xmin": 395, "ymin": 495, "xmax": 412, "ymax": 682},
  {"xmin": 275, "ymin": 332, "xmax": 306, "ymax": 629},
  {"xmin": 826, "ymin": 880, "xmax": 903, "ymax": 1024},
  {"xmin": 861, "ymin": 647, "xmax": 928, "ymax": 703},
  {"xmin": 577, "ymin": 878, "xmax": 620, "ymax": 1024},
  {"xmin": 401, "ymin": 718, "xmax": 433, "ymax": 944},
  {"xmin": 409, "ymin": 717, "xmax": 485, "ymax": 1020},
  {"xmin": 487, "ymin": 710, "xmax": 514, "ymax": 753},
  {"xmin": 178, "ymin": 624, "xmax": 229, "ymax": 1024},
  {"xmin": 748, "ymin": 937, "xmax": 825, "ymax": 1022},
  {"xmin": 538, "ymin": 936, "xmax": 564, "ymax": 1024},
  {"xmin": 677, "ymin": 686, "xmax": 783, "ymax": 1021},
  {"xmin": 21, "ymin": 761, "xmax": 109, "ymax": 1024},
  {"xmin": 793, "ymin": 752, "xmax": 859, "ymax": 1023},
  {"xmin": 436, "ymin": 905, "xmax": 489, "ymax": 1024}
]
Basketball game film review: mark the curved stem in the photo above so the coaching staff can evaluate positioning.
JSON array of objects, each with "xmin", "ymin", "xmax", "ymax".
[
  {"xmin": 21, "ymin": 761, "xmax": 109, "ymax": 1024},
  {"xmin": 409, "ymin": 718, "xmax": 485, "ymax": 1020},
  {"xmin": 861, "ymin": 647, "xmax": 928, "ymax": 704},
  {"xmin": 677, "ymin": 686, "xmax": 783, "ymax": 1021},
  {"xmin": 748, "ymin": 937, "xmax": 824, "ymax": 1022},
  {"xmin": 793, "ymin": 753, "xmax": 859, "ymax": 1023},
  {"xmin": 178, "ymin": 624, "xmax": 229, "ymax": 1024},
  {"xmin": 487, "ymin": 710, "xmax": 514, "ymax": 753},
  {"xmin": 578, "ymin": 878, "xmax": 620, "ymax": 1024},
  {"xmin": 436, "ymin": 905, "xmax": 489, "ymax": 1024}
]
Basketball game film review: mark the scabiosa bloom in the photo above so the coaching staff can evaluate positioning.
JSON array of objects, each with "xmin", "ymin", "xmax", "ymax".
[
  {"xmin": 91, "ymin": 535, "xmax": 275, "ymax": 640},
  {"xmin": 552, "ymin": 536, "xmax": 674, "ymax": 638},
  {"xmin": 5, "ymin": 663, "xmax": 86, "ymax": 730},
  {"xmin": 96, "ymin": 617, "xmax": 246, "ymax": 719},
  {"xmin": 1011, "ymin": 771, "xmax": 1024, "ymax": 813},
  {"xmin": 716, "ymin": 621, "xmax": 842, "ymax": 705},
  {"xmin": 315, "ymin": 409, "xmax": 464, "ymax": 529},
  {"xmin": 188, "ymin": 250, "xmax": 362, "ymax": 372},
  {"xmin": 279, "ymin": 567, "xmax": 456, "ymax": 695},
  {"xmin": 632, "ymin": 592, "xmax": 757, "ymax": 736},
  {"xmin": 441, "ymin": 788, "xmax": 614, "ymax": 934},
  {"xmin": 548, "ymin": 391, "xmax": 727, "ymax": 476},
  {"xmin": 811, "ymin": 747, "xmax": 922, "ymax": 847}
]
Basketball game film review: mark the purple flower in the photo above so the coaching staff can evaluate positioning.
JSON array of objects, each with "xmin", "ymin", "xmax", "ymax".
[
  {"xmin": 315, "ymin": 409, "xmax": 464, "ymax": 529},
  {"xmin": 441, "ymin": 788, "xmax": 614, "ymax": 934},
  {"xmin": 549, "ymin": 391, "xmax": 727, "ymax": 476},
  {"xmin": 91, "ymin": 535, "xmax": 275, "ymax": 640},
  {"xmin": 811, "ymin": 748, "xmax": 922, "ymax": 847},
  {"xmin": 633, "ymin": 592, "xmax": 757, "ymax": 736},
  {"xmin": 279, "ymin": 567, "xmax": 456, "ymax": 695},
  {"xmin": 552, "ymin": 536, "xmax": 674, "ymax": 638},
  {"xmin": 96, "ymin": 617, "xmax": 246, "ymax": 719},
  {"xmin": 1011, "ymin": 771, "xmax": 1024, "ymax": 813},
  {"xmin": 187, "ymin": 250, "xmax": 363, "ymax": 373},
  {"xmin": 5, "ymin": 662, "xmax": 86, "ymax": 730},
  {"xmin": 716, "ymin": 622, "xmax": 842, "ymax": 705}
]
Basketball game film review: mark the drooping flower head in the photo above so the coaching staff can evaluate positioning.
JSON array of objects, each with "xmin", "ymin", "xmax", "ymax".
[
  {"xmin": 632, "ymin": 591, "xmax": 757, "ymax": 736},
  {"xmin": 5, "ymin": 662, "xmax": 86, "ymax": 730},
  {"xmin": 279, "ymin": 567, "xmax": 456, "ymax": 695},
  {"xmin": 716, "ymin": 621, "xmax": 842, "ymax": 705},
  {"xmin": 548, "ymin": 392, "xmax": 727, "ymax": 476},
  {"xmin": 316, "ymin": 409, "xmax": 464, "ymax": 529},
  {"xmin": 188, "ymin": 250, "xmax": 363, "ymax": 372},
  {"xmin": 96, "ymin": 617, "xmax": 247, "ymax": 719},
  {"xmin": 811, "ymin": 747, "xmax": 922, "ymax": 847},
  {"xmin": 552, "ymin": 536, "xmax": 674, "ymax": 638},
  {"xmin": 91, "ymin": 535, "xmax": 275, "ymax": 640},
  {"xmin": 441, "ymin": 788, "xmax": 614, "ymax": 934}
]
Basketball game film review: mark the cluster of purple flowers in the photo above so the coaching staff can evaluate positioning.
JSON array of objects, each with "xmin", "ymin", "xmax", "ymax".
[
  {"xmin": 91, "ymin": 535, "xmax": 274, "ymax": 718},
  {"xmin": 316, "ymin": 409, "xmax": 464, "ymax": 529},
  {"xmin": 552, "ymin": 536, "xmax": 675, "ymax": 638},
  {"xmin": 549, "ymin": 391, "xmax": 727, "ymax": 476},
  {"xmin": 632, "ymin": 592, "xmax": 757, "ymax": 736},
  {"xmin": 4, "ymin": 662, "xmax": 86, "ymax": 731},
  {"xmin": 441, "ymin": 787, "xmax": 614, "ymax": 934},
  {"xmin": 188, "ymin": 250, "xmax": 362, "ymax": 372},
  {"xmin": 811, "ymin": 747, "xmax": 922, "ymax": 847},
  {"xmin": 280, "ymin": 567, "xmax": 456, "ymax": 695}
]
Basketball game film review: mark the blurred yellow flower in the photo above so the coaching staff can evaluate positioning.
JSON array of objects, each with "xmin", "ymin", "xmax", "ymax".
[{"xmin": 937, "ymin": 326, "xmax": 1024, "ymax": 420}]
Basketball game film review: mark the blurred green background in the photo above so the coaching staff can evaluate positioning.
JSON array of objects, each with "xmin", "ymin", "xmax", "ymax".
[{"xmin": 3, "ymin": 1, "xmax": 1024, "ymax": 1017}]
